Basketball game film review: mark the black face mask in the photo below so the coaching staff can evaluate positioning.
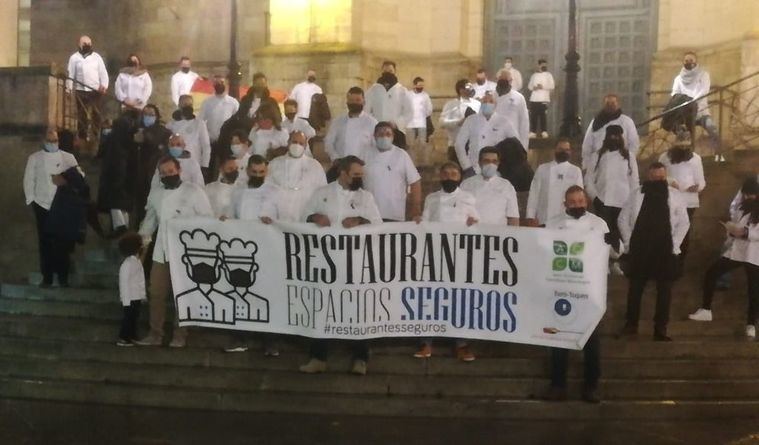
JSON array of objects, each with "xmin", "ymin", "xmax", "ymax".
[
  {"xmin": 555, "ymin": 151, "xmax": 571, "ymax": 163},
  {"xmin": 222, "ymin": 170, "xmax": 239, "ymax": 183},
  {"xmin": 79, "ymin": 44, "xmax": 92, "ymax": 54},
  {"xmin": 181, "ymin": 106, "xmax": 194, "ymax": 120},
  {"xmin": 190, "ymin": 262, "xmax": 218, "ymax": 284},
  {"xmin": 414, "ymin": 87, "xmax": 423, "ymax": 93},
  {"xmin": 441, "ymin": 179, "xmax": 459, "ymax": 193},
  {"xmin": 248, "ymin": 176, "xmax": 264, "ymax": 188},
  {"xmin": 161, "ymin": 174, "xmax": 181, "ymax": 189},
  {"xmin": 378, "ymin": 72, "xmax": 398, "ymax": 90},
  {"xmin": 347, "ymin": 103, "xmax": 363, "ymax": 114},
  {"xmin": 285, "ymin": 112, "xmax": 296, "ymax": 121},
  {"xmin": 307, "ymin": 76, "xmax": 316, "ymax": 83},
  {"xmin": 349, "ymin": 178, "xmax": 363, "ymax": 191},
  {"xmin": 566, "ymin": 207, "xmax": 586, "ymax": 219},
  {"xmin": 476, "ymin": 79, "xmax": 486, "ymax": 85},
  {"xmin": 127, "ymin": 59, "xmax": 138, "ymax": 67},
  {"xmin": 540, "ymin": 65, "xmax": 548, "ymax": 72},
  {"xmin": 181, "ymin": 67, "xmax": 191, "ymax": 73},
  {"xmin": 642, "ymin": 179, "xmax": 669, "ymax": 196},
  {"xmin": 213, "ymin": 83, "xmax": 225, "ymax": 95},
  {"xmin": 228, "ymin": 267, "xmax": 255, "ymax": 288},
  {"xmin": 604, "ymin": 138, "xmax": 623, "ymax": 151},
  {"xmin": 684, "ymin": 62, "xmax": 696, "ymax": 70}
]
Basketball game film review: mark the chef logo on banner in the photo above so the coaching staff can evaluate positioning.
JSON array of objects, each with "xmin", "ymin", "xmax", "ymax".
[
  {"xmin": 552, "ymin": 240, "xmax": 584, "ymax": 273},
  {"xmin": 175, "ymin": 229, "xmax": 270, "ymax": 325}
]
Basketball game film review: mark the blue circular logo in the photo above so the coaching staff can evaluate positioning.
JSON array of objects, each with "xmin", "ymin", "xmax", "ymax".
[{"xmin": 554, "ymin": 298, "xmax": 572, "ymax": 316}]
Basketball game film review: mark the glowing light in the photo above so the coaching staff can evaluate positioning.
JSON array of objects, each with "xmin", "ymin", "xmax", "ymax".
[{"xmin": 269, "ymin": 0, "xmax": 352, "ymax": 45}]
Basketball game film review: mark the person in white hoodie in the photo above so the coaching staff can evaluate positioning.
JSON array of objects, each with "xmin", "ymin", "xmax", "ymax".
[
  {"xmin": 671, "ymin": 52, "xmax": 721, "ymax": 161},
  {"xmin": 527, "ymin": 59, "xmax": 555, "ymax": 138},
  {"xmin": 455, "ymin": 92, "xmax": 517, "ymax": 177},
  {"xmin": 170, "ymin": 57, "xmax": 199, "ymax": 107},
  {"xmin": 581, "ymin": 94, "xmax": 639, "ymax": 170},
  {"xmin": 114, "ymin": 54, "xmax": 153, "ymax": 110},
  {"xmin": 365, "ymin": 61, "xmax": 413, "ymax": 133},
  {"xmin": 688, "ymin": 178, "xmax": 759, "ymax": 338},
  {"xmin": 659, "ymin": 141, "xmax": 706, "ymax": 261}
]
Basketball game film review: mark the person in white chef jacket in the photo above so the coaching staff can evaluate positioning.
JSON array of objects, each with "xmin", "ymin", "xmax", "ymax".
[
  {"xmin": 460, "ymin": 147, "xmax": 520, "ymax": 226},
  {"xmin": 494, "ymin": 70, "xmax": 531, "ymax": 151},
  {"xmin": 282, "ymin": 99, "xmax": 316, "ymax": 156},
  {"xmin": 299, "ymin": 155, "xmax": 382, "ymax": 376},
  {"xmin": 289, "ymin": 69, "xmax": 323, "ymax": 119},
  {"xmin": 455, "ymin": 92, "xmax": 517, "ymax": 177},
  {"xmin": 414, "ymin": 162, "xmax": 479, "ymax": 362},
  {"xmin": 362, "ymin": 121, "xmax": 422, "ymax": 222},
  {"xmin": 526, "ymin": 138, "xmax": 584, "ymax": 226},
  {"xmin": 581, "ymin": 94, "xmax": 639, "ymax": 171},
  {"xmin": 199, "ymin": 76, "xmax": 239, "ymax": 170},
  {"xmin": 248, "ymin": 103, "xmax": 289, "ymax": 159},
  {"xmin": 365, "ymin": 61, "xmax": 413, "ymax": 133},
  {"xmin": 659, "ymin": 140, "xmax": 705, "ymax": 261},
  {"xmin": 406, "ymin": 77, "xmax": 433, "ymax": 149},
  {"xmin": 135, "ymin": 155, "xmax": 214, "ymax": 348},
  {"xmin": 688, "ymin": 177, "xmax": 759, "ymax": 338},
  {"xmin": 266, "ymin": 131, "xmax": 327, "ymax": 222},
  {"xmin": 167, "ymin": 95, "xmax": 212, "ymax": 172},
  {"xmin": 527, "ymin": 59, "xmax": 555, "ymax": 138},
  {"xmin": 324, "ymin": 87, "xmax": 378, "ymax": 161},
  {"xmin": 114, "ymin": 54, "xmax": 153, "ymax": 110},
  {"xmin": 472, "ymin": 69, "xmax": 497, "ymax": 100},
  {"xmin": 584, "ymin": 125, "xmax": 639, "ymax": 274},
  {"xmin": 23, "ymin": 128, "xmax": 82, "ymax": 288},
  {"xmin": 149, "ymin": 135, "xmax": 204, "ymax": 189},
  {"xmin": 440, "ymin": 79, "xmax": 481, "ymax": 158},
  {"xmin": 170, "ymin": 57, "xmax": 199, "ymax": 107},
  {"xmin": 66, "ymin": 35, "xmax": 109, "ymax": 140},
  {"xmin": 204, "ymin": 156, "xmax": 242, "ymax": 219},
  {"xmin": 496, "ymin": 56, "xmax": 523, "ymax": 92}
]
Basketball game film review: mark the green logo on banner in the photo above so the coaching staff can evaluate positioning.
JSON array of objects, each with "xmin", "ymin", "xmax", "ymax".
[{"xmin": 553, "ymin": 241, "xmax": 584, "ymax": 273}]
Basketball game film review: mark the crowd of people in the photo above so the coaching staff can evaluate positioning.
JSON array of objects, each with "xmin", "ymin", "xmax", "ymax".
[{"xmin": 22, "ymin": 36, "xmax": 754, "ymax": 404}]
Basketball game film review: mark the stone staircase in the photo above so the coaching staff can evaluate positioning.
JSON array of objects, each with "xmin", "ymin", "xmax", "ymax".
[{"xmin": 2, "ymin": 143, "xmax": 759, "ymax": 421}]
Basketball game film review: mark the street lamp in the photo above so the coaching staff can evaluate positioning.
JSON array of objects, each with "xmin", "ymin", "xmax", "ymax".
[
  {"xmin": 227, "ymin": 0, "xmax": 242, "ymax": 99},
  {"xmin": 560, "ymin": 0, "xmax": 582, "ymax": 138}
]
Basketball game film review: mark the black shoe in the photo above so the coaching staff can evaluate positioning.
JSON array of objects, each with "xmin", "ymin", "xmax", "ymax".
[
  {"xmin": 653, "ymin": 332, "xmax": 673, "ymax": 342},
  {"xmin": 542, "ymin": 386, "xmax": 568, "ymax": 402},
  {"xmin": 581, "ymin": 385, "xmax": 601, "ymax": 404},
  {"xmin": 108, "ymin": 225, "xmax": 128, "ymax": 239}
]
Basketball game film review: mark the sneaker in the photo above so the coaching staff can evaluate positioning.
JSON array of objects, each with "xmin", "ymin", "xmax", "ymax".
[
  {"xmin": 169, "ymin": 337, "xmax": 186, "ymax": 348},
  {"xmin": 610, "ymin": 262, "xmax": 625, "ymax": 276},
  {"xmin": 529, "ymin": 132, "xmax": 537, "ymax": 139},
  {"xmin": 541, "ymin": 131, "xmax": 549, "ymax": 138},
  {"xmin": 350, "ymin": 359, "xmax": 367, "ymax": 375},
  {"xmin": 116, "ymin": 339, "xmax": 133, "ymax": 347},
  {"xmin": 133, "ymin": 335, "xmax": 162, "ymax": 346},
  {"xmin": 299, "ymin": 358, "xmax": 327, "ymax": 374},
  {"xmin": 746, "ymin": 325, "xmax": 756, "ymax": 338},
  {"xmin": 456, "ymin": 345, "xmax": 476, "ymax": 362},
  {"xmin": 223, "ymin": 344, "xmax": 249, "ymax": 353},
  {"xmin": 264, "ymin": 346, "xmax": 280, "ymax": 357},
  {"xmin": 413, "ymin": 344, "xmax": 432, "ymax": 358},
  {"xmin": 581, "ymin": 385, "xmax": 601, "ymax": 404},
  {"xmin": 543, "ymin": 386, "xmax": 568, "ymax": 401},
  {"xmin": 688, "ymin": 308, "xmax": 713, "ymax": 322}
]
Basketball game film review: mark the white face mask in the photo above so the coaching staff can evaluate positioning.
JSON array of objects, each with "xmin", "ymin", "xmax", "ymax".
[
  {"xmin": 375, "ymin": 136, "xmax": 393, "ymax": 151},
  {"xmin": 230, "ymin": 144, "xmax": 246, "ymax": 157},
  {"xmin": 288, "ymin": 143, "xmax": 305, "ymax": 158},
  {"xmin": 481, "ymin": 163, "xmax": 498, "ymax": 178}
]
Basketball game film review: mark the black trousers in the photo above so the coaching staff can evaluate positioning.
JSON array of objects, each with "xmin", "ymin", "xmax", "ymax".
[
  {"xmin": 119, "ymin": 300, "xmax": 141, "ymax": 341},
  {"xmin": 702, "ymin": 256, "xmax": 759, "ymax": 324},
  {"xmin": 32, "ymin": 203, "xmax": 75, "ymax": 285},
  {"xmin": 529, "ymin": 102, "xmax": 548, "ymax": 133},
  {"xmin": 594, "ymin": 198, "xmax": 622, "ymax": 247},
  {"xmin": 625, "ymin": 277, "xmax": 673, "ymax": 332},
  {"xmin": 310, "ymin": 339, "xmax": 369, "ymax": 362},
  {"xmin": 680, "ymin": 208, "xmax": 696, "ymax": 261},
  {"xmin": 550, "ymin": 329, "xmax": 601, "ymax": 389}
]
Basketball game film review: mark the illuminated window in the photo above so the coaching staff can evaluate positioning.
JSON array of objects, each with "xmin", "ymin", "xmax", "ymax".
[{"xmin": 269, "ymin": 0, "xmax": 352, "ymax": 45}]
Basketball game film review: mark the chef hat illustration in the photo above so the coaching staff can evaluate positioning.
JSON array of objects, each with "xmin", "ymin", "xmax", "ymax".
[
  {"xmin": 180, "ymin": 229, "xmax": 221, "ymax": 264},
  {"xmin": 218, "ymin": 238, "xmax": 258, "ymax": 267}
]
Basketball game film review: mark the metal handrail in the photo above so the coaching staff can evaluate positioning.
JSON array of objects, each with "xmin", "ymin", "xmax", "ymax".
[{"xmin": 51, "ymin": 73, "xmax": 125, "ymax": 107}]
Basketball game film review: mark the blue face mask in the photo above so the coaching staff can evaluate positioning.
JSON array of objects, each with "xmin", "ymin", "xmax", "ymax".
[
  {"xmin": 143, "ymin": 115, "xmax": 156, "ymax": 127},
  {"xmin": 480, "ymin": 103, "xmax": 495, "ymax": 116},
  {"xmin": 375, "ymin": 136, "xmax": 393, "ymax": 151},
  {"xmin": 43, "ymin": 142, "xmax": 59, "ymax": 153},
  {"xmin": 168, "ymin": 146, "xmax": 184, "ymax": 158}
]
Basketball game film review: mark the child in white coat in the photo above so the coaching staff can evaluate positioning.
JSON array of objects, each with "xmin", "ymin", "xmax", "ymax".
[{"xmin": 117, "ymin": 232, "xmax": 146, "ymax": 346}]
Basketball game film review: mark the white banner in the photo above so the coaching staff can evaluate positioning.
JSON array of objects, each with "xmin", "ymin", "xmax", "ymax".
[{"xmin": 167, "ymin": 219, "xmax": 608, "ymax": 350}]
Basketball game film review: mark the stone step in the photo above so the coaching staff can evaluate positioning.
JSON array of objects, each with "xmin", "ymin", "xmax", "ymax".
[
  {"xmin": 0, "ymin": 314, "xmax": 757, "ymax": 360},
  {"xmin": 75, "ymin": 259, "xmax": 120, "ymax": 276},
  {"xmin": 2, "ymin": 335, "xmax": 759, "ymax": 380},
  {"xmin": 27, "ymin": 271, "xmax": 117, "ymax": 289},
  {"xmin": 0, "ymin": 283, "xmax": 115, "ymax": 304}
]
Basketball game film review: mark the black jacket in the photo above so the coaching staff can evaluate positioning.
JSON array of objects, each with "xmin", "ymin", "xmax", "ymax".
[{"xmin": 46, "ymin": 166, "xmax": 90, "ymax": 244}]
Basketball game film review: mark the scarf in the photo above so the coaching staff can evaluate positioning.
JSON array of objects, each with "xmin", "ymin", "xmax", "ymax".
[
  {"xmin": 679, "ymin": 66, "xmax": 703, "ymax": 87},
  {"xmin": 591, "ymin": 108, "xmax": 623, "ymax": 132}
]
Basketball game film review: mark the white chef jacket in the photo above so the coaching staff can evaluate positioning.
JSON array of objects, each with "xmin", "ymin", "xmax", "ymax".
[
  {"xmin": 473, "ymin": 80, "xmax": 497, "ymax": 100},
  {"xmin": 584, "ymin": 151, "xmax": 640, "ymax": 208},
  {"xmin": 422, "ymin": 188, "xmax": 480, "ymax": 224},
  {"xmin": 231, "ymin": 182, "xmax": 281, "ymax": 220},
  {"xmin": 365, "ymin": 83, "xmax": 413, "ymax": 131},
  {"xmin": 495, "ymin": 89, "xmax": 530, "ymax": 150},
  {"xmin": 139, "ymin": 181, "xmax": 213, "ymax": 263},
  {"xmin": 23, "ymin": 149, "xmax": 81, "ymax": 210},
  {"xmin": 460, "ymin": 175, "xmax": 519, "ymax": 224},
  {"xmin": 497, "ymin": 67, "xmax": 524, "ymax": 91},
  {"xmin": 266, "ymin": 155, "xmax": 327, "ymax": 222},
  {"xmin": 581, "ymin": 114, "xmax": 640, "ymax": 169},
  {"xmin": 618, "ymin": 186, "xmax": 690, "ymax": 255},
  {"xmin": 302, "ymin": 181, "xmax": 383, "ymax": 226},
  {"xmin": 455, "ymin": 112, "xmax": 517, "ymax": 172},
  {"xmin": 199, "ymin": 94, "xmax": 239, "ymax": 142},
  {"xmin": 672, "ymin": 68, "xmax": 711, "ymax": 117},
  {"xmin": 289, "ymin": 81, "xmax": 323, "ymax": 118},
  {"xmin": 167, "ymin": 118, "xmax": 212, "ymax": 168},
  {"xmin": 407, "ymin": 90, "xmax": 433, "ymax": 129},
  {"xmin": 282, "ymin": 116, "xmax": 316, "ymax": 157},
  {"xmin": 249, "ymin": 127, "xmax": 289, "ymax": 157},
  {"xmin": 119, "ymin": 255, "xmax": 146, "ymax": 306},
  {"xmin": 546, "ymin": 211, "xmax": 609, "ymax": 233},
  {"xmin": 526, "ymin": 160, "xmax": 584, "ymax": 224},
  {"xmin": 724, "ymin": 213, "xmax": 759, "ymax": 266},
  {"xmin": 205, "ymin": 180, "xmax": 237, "ymax": 218},
  {"xmin": 729, "ymin": 174, "xmax": 759, "ymax": 222},
  {"xmin": 363, "ymin": 145, "xmax": 421, "ymax": 221},
  {"xmin": 658, "ymin": 152, "xmax": 706, "ymax": 209},
  {"xmin": 150, "ymin": 154, "xmax": 205, "ymax": 189},
  {"xmin": 527, "ymin": 71, "xmax": 555, "ymax": 103},
  {"xmin": 171, "ymin": 70, "xmax": 199, "ymax": 106},
  {"xmin": 232, "ymin": 152, "xmax": 252, "ymax": 186},
  {"xmin": 440, "ymin": 98, "xmax": 481, "ymax": 146},
  {"xmin": 114, "ymin": 71, "xmax": 152, "ymax": 109},
  {"xmin": 324, "ymin": 112, "xmax": 378, "ymax": 161},
  {"xmin": 66, "ymin": 51, "xmax": 108, "ymax": 91}
]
